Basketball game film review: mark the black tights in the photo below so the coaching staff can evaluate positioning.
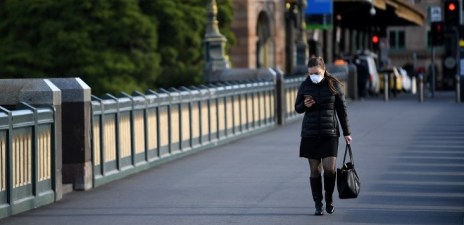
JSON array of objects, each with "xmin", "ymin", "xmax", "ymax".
[{"xmin": 308, "ymin": 157, "xmax": 336, "ymax": 178}]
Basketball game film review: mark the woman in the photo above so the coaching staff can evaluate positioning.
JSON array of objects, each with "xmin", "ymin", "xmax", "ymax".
[{"xmin": 294, "ymin": 56, "xmax": 352, "ymax": 215}]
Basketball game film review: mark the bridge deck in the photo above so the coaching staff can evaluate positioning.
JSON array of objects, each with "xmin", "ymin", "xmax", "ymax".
[{"xmin": 2, "ymin": 92, "xmax": 464, "ymax": 225}]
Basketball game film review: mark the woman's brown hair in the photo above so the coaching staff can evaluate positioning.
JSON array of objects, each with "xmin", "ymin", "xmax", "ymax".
[{"xmin": 307, "ymin": 56, "xmax": 343, "ymax": 95}]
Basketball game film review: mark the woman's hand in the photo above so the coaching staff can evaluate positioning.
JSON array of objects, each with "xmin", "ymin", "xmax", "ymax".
[
  {"xmin": 344, "ymin": 135, "xmax": 352, "ymax": 144},
  {"xmin": 304, "ymin": 98, "xmax": 315, "ymax": 108}
]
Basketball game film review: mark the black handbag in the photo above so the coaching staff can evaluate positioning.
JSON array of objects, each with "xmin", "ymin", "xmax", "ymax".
[{"xmin": 337, "ymin": 144, "xmax": 360, "ymax": 199}]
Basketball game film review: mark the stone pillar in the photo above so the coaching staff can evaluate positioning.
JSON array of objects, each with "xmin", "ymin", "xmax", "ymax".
[
  {"xmin": 49, "ymin": 78, "xmax": 92, "ymax": 191},
  {"xmin": 273, "ymin": 68, "xmax": 286, "ymax": 125},
  {"xmin": 0, "ymin": 79, "xmax": 63, "ymax": 200},
  {"xmin": 204, "ymin": 0, "xmax": 230, "ymax": 83}
]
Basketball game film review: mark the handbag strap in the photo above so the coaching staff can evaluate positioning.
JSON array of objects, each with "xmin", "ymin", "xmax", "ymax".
[{"xmin": 342, "ymin": 144, "xmax": 354, "ymax": 164}]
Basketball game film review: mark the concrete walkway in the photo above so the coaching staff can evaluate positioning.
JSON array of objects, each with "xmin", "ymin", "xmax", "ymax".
[{"xmin": 1, "ymin": 92, "xmax": 464, "ymax": 225}]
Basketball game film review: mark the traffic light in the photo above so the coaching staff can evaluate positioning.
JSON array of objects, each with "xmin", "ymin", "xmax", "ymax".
[
  {"xmin": 431, "ymin": 21, "xmax": 444, "ymax": 46},
  {"xmin": 371, "ymin": 34, "xmax": 379, "ymax": 51},
  {"xmin": 444, "ymin": 0, "xmax": 460, "ymax": 26}
]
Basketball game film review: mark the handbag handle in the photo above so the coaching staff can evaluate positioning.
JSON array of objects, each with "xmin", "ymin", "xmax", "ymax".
[{"xmin": 342, "ymin": 144, "xmax": 354, "ymax": 164}]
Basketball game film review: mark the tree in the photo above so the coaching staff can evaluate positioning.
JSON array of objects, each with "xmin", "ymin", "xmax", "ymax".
[
  {"xmin": 140, "ymin": 0, "xmax": 235, "ymax": 88},
  {"xmin": 0, "ymin": 0, "xmax": 161, "ymax": 95},
  {"xmin": 0, "ymin": 0, "xmax": 234, "ymax": 95}
]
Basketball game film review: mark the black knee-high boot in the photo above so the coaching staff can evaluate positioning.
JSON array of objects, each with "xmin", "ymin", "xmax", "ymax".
[
  {"xmin": 324, "ymin": 174, "xmax": 336, "ymax": 214},
  {"xmin": 310, "ymin": 177, "xmax": 324, "ymax": 215}
]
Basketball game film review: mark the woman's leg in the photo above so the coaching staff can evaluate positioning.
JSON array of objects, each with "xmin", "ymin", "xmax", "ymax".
[
  {"xmin": 308, "ymin": 159, "xmax": 324, "ymax": 215},
  {"xmin": 309, "ymin": 159, "xmax": 322, "ymax": 177},
  {"xmin": 322, "ymin": 157, "xmax": 337, "ymax": 213},
  {"xmin": 322, "ymin": 156, "xmax": 336, "ymax": 175}
]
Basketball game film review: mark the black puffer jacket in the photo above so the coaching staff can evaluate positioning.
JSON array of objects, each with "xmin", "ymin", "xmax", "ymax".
[{"xmin": 294, "ymin": 74, "xmax": 351, "ymax": 137}]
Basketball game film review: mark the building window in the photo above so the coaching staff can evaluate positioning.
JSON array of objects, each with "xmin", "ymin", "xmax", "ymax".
[
  {"xmin": 389, "ymin": 30, "xmax": 405, "ymax": 50},
  {"xmin": 389, "ymin": 31, "xmax": 396, "ymax": 48},
  {"xmin": 398, "ymin": 31, "xmax": 405, "ymax": 48},
  {"xmin": 427, "ymin": 29, "xmax": 431, "ymax": 47}
]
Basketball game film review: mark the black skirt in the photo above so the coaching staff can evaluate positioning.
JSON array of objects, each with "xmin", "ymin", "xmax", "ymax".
[{"xmin": 299, "ymin": 137, "xmax": 339, "ymax": 159}]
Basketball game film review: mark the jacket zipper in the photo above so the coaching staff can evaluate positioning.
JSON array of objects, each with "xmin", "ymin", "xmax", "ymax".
[{"xmin": 318, "ymin": 84, "xmax": 321, "ymax": 137}]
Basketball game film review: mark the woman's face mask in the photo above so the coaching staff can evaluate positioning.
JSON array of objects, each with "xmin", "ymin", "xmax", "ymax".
[
  {"xmin": 308, "ymin": 66, "xmax": 325, "ymax": 84},
  {"xmin": 309, "ymin": 74, "xmax": 323, "ymax": 84}
]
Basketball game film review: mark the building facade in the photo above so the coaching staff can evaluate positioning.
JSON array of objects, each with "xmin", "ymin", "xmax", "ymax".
[
  {"xmin": 227, "ymin": 0, "xmax": 430, "ymax": 80},
  {"xmin": 387, "ymin": 0, "xmax": 450, "ymax": 89},
  {"xmin": 229, "ymin": 0, "xmax": 286, "ymax": 71}
]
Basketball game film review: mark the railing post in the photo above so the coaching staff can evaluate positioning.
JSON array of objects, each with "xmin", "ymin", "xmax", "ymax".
[
  {"xmin": 418, "ymin": 74, "xmax": 424, "ymax": 102},
  {"xmin": 91, "ymin": 96, "xmax": 105, "ymax": 181},
  {"xmin": 16, "ymin": 103, "xmax": 39, "ymax": 198},
  {"xmin": 145, "ymin": 90, "xmax": 160, "ymax": 159},
  {"xmin": 178, "ymin": 87, "xmax": 193, "ymax": 150},
  {"xmin": 384, "ymin": 73, "xmax": 389, "ymax": 102},
  {"xmin": 102, "ymin": 94, "xmax": 121, "ymax": 172},
  {"xmin": 49, "ymin": 78, "xmax": 92, "ymax": 191},
  {"xmin": 197, "ymin": 85, "xmax": 210, "ymax": 145},
  {"xmin": 153, "ymin": 89, "xmax": 171, "ymax": 157},
  {"xmin": 167, "ymin": 88, "xmax": 182, "ymax": 152},
  {"xmin": 456, "ymin": 75, "xmax": 461, "ymax": 103},
  {"xmin": 119, "ymin": 92, "xmax": 136, "ymax": 166},
  {"xmin": 132, "ymin": 91, "xmax": 149, "ymax": 163},
  {"xmin": 274, "ymin": 68, "xmax": 285, "ymax": 125}
]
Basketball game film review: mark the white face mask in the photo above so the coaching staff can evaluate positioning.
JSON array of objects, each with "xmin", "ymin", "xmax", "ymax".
[{"xmin": 309, "ymin": 74, "xmax": 323, "ymax": 84}]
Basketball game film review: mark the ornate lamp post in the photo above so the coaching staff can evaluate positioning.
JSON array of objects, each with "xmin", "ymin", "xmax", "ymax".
[{"xmin": 204, "ymin": 0, "xmax": 230, "ymax": 83}]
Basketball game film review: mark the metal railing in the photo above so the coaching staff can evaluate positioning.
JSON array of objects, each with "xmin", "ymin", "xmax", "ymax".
[
  {"xmin": 0, "ymin": 103, "xmax": 56, "ymax": 217},
  {"xmin": 283, "ymin": 75, "xmax": 305, "ymax": 121},
  {"xmin": 0, "ymin": 68, "xmax": 373, "ymax": 219},
  {"xmin": 90, "ymin": 81, "xmax": 277, "ymax": 187}
]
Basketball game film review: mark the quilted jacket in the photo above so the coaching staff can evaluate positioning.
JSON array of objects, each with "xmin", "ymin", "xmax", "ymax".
[{"xmin": 294, "ymin": 74, "xmax": 351, "ymax": 137}]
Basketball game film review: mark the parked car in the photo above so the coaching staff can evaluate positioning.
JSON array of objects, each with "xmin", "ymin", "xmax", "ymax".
[
  {"xmin": 398, "ymin": 67, "xmax": 412, "ymax": 92},
  {"xmin": 378, "ymin": 67, "xmax": 403, "ymax": 93}
]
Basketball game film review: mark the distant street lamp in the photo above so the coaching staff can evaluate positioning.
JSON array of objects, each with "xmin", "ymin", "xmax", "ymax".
[
  {"xmin": 370, "ymin": 6, "xmax": 376, "ymax": 16},
  {"xmin": 368, "ymin": 0, "xmax": 376, "ymax": 16}
]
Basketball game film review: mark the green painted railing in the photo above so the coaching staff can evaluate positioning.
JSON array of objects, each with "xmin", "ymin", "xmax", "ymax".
[
  {"xmin": 0, "ymin": 103, "xmax": 56, "ymax": 218},
  {"xmin": 283, "ymin": 76, "xmax": 305, "ymax": 121},
  {"xmin": 0, "ymin": 63, "xmax": 365, "ymax": 221},
  {"xmin": 0, "ymin": 75, "xmax": 310, "ymax": 218},
  {"xmin": 90, "ymin": 81, "xmax": 278, "ymax": 187}
]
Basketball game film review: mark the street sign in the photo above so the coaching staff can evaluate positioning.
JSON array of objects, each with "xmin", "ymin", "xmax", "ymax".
[
  {"xmin": 429, "ymin": 6, "xmax": 442, "ymax": 22},
  {"xmin": 305, "ymin": 0, "xmax": 333, "ymax": 30},
  {"xmin": 305, "ymin": 0, "xmax": 332, "ymax": 14}
]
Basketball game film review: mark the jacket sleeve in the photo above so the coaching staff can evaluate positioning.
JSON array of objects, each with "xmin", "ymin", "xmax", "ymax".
[
  {"xmin": 334, "ymin": 85, "xmax": 351, "ymax": 136},
  {"xmin": 294, "ymin": 83, "xmax": 307, "ymax": 114}
]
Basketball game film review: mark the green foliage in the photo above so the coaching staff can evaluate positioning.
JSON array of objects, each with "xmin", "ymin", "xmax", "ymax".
[
  {"xmin": 140, "ymin": 0, "xmax": 234, "ymax": 88},
  {"xmin": 0, "ymin": 0, "xmax": 234, "ymax": 96},
  {"xmin": 0, "ymin": 0, "xmax": 160, "ymax": 95},
  {"xmin": 216, "ymin": 0, "xmax": 236, "ymax": 53},
  {"xmin": 139, "ymin": 0, "xmax": 205, "ymax": 88}
]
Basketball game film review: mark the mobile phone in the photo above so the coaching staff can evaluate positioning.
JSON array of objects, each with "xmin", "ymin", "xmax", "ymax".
[{"xmin": 304, "ymin": 95, "xmax": 313, "ymax": 100}]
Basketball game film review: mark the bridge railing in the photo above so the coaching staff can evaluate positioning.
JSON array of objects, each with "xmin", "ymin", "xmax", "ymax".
[
  {"xmin": 90, "ymin": 80, "xmax": 276, "ymax": 187},
  {"xmin": 0, "ymin": 73, "xmax": 328, "ymax": 218},
  {"xmin": 283, "ymin": 75, "xmax": 305, "ymax": 121},
  {"xmin": 0, "ymin": 103, "xmax": 56, "ymax": 217}
]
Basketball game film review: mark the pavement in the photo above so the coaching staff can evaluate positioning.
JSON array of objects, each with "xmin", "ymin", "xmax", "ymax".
[{"xmin": 1, "ymin": 91, "xmax": 463, "ymax": 225}]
